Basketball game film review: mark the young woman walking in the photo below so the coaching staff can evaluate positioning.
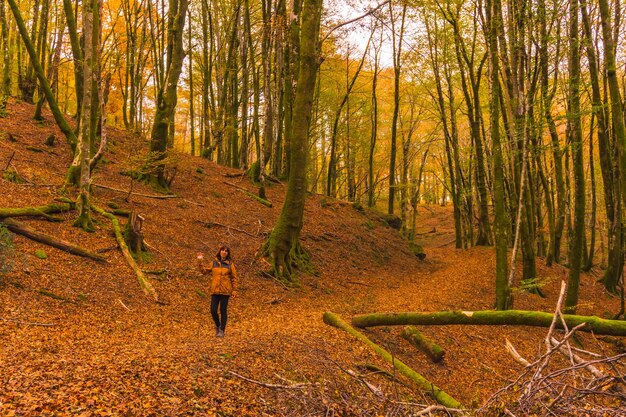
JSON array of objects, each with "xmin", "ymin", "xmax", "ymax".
[{"xmin": 197, "ymin": 245, "xmax": 239, "ymax": 338}]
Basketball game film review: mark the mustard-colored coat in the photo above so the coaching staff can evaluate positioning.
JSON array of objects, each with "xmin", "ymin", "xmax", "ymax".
[{"xmin": 199, "ymin": 259, "xmax": 239, "ymax": 295}]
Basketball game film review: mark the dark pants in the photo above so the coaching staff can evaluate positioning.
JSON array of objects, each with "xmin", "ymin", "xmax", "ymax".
[{"xmin": 210, "ymin": 294, "xmax": 230, "ymax": 331}]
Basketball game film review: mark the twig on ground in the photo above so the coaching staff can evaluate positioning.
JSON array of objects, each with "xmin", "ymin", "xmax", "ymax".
[
  {"xmin": 118, "ymin": 299, "xmax": 131, "ymax": 311},
  {"xmin": 437, "ymin": 238, "xmax": 457, "ymax": 248},
  {"xmin": 410, "ymin": 404, "xmax": 467, "ymax": 416},
  {"xmin": 1, "ymin": 317, "xmax": 55, "ymax": 327},
  {"xmin": 227, "ymin": 371, "xmax": 311, "ymax": 389},
  {"xmin": 143, "ymin": 239, "xmax": 172, "ymax": 265},
  {"xmin": 4, "ymin": 151, "xmax": 15, "ymax": 171},
  {"xmin": 200, "ymin": 220, "xmax": 259, "ymax": 238},
  {"xmin": 93, "ymin": 183, "xmax": 198, "ymax": 203}
]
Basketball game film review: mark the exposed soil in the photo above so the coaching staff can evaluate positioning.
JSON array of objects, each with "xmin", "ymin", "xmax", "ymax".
[{"xmin": 0, "ymin": 100, "xmax": 623, "ymax": 416}]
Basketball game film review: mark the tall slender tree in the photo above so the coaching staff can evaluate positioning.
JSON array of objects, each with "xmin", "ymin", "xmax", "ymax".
[{"xmin": 261, "ymin": 0, "xmax": 321, "ymax": 282}]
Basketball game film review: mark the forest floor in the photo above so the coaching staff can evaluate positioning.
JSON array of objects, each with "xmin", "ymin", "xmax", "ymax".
[{"xmin": 0, "ymin": 99, "xmax": 624, "ymax": 416}]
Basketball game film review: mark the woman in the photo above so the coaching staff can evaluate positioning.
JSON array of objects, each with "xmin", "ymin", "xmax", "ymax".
[{"xmin": 197, "ymin": 245, "xmax": 239, "ymax": 338}]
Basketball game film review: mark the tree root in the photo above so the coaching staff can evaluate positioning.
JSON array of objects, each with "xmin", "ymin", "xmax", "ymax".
[{"xmin": 259, "ymin": 238, "xmax": 314, "ymax": 285}]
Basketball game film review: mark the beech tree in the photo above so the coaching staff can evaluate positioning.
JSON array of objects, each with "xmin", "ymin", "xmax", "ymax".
[
  {"xmin": 147, "ymin": 0, "xmax": 190, "ymax": 189},
  {"xmin": 261, "ymin": 0, "xmax": 321, "ymax": 282}
]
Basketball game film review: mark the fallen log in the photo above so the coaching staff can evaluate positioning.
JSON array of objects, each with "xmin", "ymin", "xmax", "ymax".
[
  {"xmin": 352, "ymin": 310, "xmax": 626, "ymax": 337},
  {"xmin": 0, "ymin": 202, "xmax": 73, "ymax": 220},
  {"xmin": 92, "ymin": 205, "xmax": 158, "ymax": 302},
  {"xmin": 223, "ymin": 181, "xmax": 273, "ymax": 207},
  {"xmin": 401, "ymin": 326, "xmax": 445, "ymax": 363},
  {"xmin": 92, "ymin": 183, "xmax": 179, "ymax": 199},
  {"xmin": 1, "ymin": 218, "xmax": 106, "ymax": 262},
  {"xmin": 323, "ymin": 312, "xmax": 463, "ymax": 409}
]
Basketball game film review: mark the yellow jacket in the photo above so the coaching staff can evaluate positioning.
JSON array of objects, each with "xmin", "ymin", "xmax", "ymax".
[{"xmin": 199, "ymin": 258, "xmax": 239, "ymax": 296}]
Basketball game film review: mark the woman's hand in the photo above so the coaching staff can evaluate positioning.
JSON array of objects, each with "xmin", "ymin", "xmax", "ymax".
[{"xmin": 196, "ymin": 252, "xmax": 204, "ymax": 260}]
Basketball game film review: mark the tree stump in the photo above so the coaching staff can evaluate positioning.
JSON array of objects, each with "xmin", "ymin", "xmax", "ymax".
[{"xmin": 123, "ymin": 212, "xmax": 145, "ymax": 254}]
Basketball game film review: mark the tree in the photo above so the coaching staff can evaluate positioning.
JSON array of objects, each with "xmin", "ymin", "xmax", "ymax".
[
  {"xmin": 387, "ymin": 3, "xmax": 406, "ymax": 215},
  {"xmin": 261, "ymin": 0, "xmax": 321, "ymax": 283},
  {"xmin": 73, "ymin": 0, "xmax": 101, "ymax": 231},
  {"xmin": 0, "ymin": 0, "xmax": 10, "ymax": 113},
  {"xmin": 147, "ymin": 0, "xmax": 190, "ymax": 189},
  {"xmin": 485, "ymin": 0, "xmax": 510, "ymax": 309},
  {"xmin": 564, "ymin": 0, "xmax": 585, "ymax": 313}
]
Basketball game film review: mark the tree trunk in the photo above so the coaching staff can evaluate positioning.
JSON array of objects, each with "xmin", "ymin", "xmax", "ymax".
[
  {"xmin": 324, "ymin": 312, "xmax": 463, "ymax": 409},
  {"xmin": 564, "ymin": 0, "xmax": 585, "ymax": 313},
  {"xmin": 387, "ymin": 4, "xmax": 406, "ymax": 216},
  {"xmin": 261, "ymin": 0, "xmax": 320, "ymax": 283},
  {"xmin": 401, "ymin": 326, "xmax": 445, "ymax": 363},
  {"xmin": 62, "ymin": 0, "xmax": 84, "ymax": 122},
  {"xmin": 326, "ymin": 38, "xmax": 371, "ymax": 198},
  {"xmin": 0, "ymin": 202, "xmax": 73, "ymax": 219},
  {"xmin": 72, "ymin": 0, "xmax": 99, "ymax": 232},
  {"xmin": 486, "ymin": 0, "xmax": 510, "ymax": 309},
  {"xmin": 7, "ymin": 0, "xmax": 77, "ymax": 151},
  {"xmin": 352, "ymin": 310, "xmax": 626, "ymax": 336},
  {"xmin": 148, "ymin": 0, "xmax": 190, "ymax": 189},
  {"xmin": 1, "ymin": 218, "xmax": 106, "ymax": 262},
  {"xmin": 0, "ymin": 0, "xmax": 11, "ymax": 110},
  {"xmin": 580, "ymin": 0, "xmax": 617, "ymax": 286},
  {"xmin": 424, "ymin": 16, "xmax": 462, "ymax": 249},
  {"xmin": 92, "ymin": 205, "xmax": 157, "ymax": 301},
  {"xmin": 367, "ymin": 30, "xmax": 380, "ymax": 208}
]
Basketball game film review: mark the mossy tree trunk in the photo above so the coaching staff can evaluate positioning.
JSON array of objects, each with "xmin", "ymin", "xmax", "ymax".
[
  {"xmin": 7, "ymin": 0, "xmax": 77, "ymax": 151},
  {"xmin": 351, "ymin": 310, "xmax": 626, "ymax": 336},
  {"xmin": 564, "ymin": 0, "xmax": 584, "ymax": 313},
  {"xmin": 62, "ymin": 0, "xmax": 84, "ymax": 124},
  {"xmin": 486, "ymin": 0, "xmax": 510, "ymax": 309},
  {"xmin": 71, "ymin": 0, "xmax": 100, "ymax": 232},
  {"xmin": 92, "ymin": 205, "xmax": 157, "ymax": 301},
  {"xmin": 597, "ymin": 0, "xmax": 626, "ymax": 295},
  {"xmin": 387, "ymin": 4, "xmax": 406, "ymax": 216},
  {"xmin": 2, "ymin": 218, "xmax": 105, "ymax": 262},
  {"xmin": 0, "ymin": 0, "xmax": 10, "ymax": 111},
  {"xmin": 262, "ymin": 0, "xmax": 321, "ymax": 283},
  {"xmin": 148, "ymin": 0, "xmax": 189, "ymax": 189},
  {"xmin": 324, "ymin": 312, "xmax": 463, "ymax": 409}
]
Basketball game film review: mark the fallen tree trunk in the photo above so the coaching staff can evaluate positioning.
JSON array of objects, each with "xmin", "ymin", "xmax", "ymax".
[
  {"xmin": 223, "ymin": 181, "xmax": 273, "ymax": 207},
  {"xmin": 92, "ymin": 183, "xmax": 179, "ymax": 199},
  {"xmin": 1, "ymin": 218, "xmax": 106, "ymax": 262},
  {"xmin": 0, "ymin": 202, "xmax": 73, "ymax": 220},
  {"xmin": 323, "ymin": 312, "xmax": 464, "ymax": 409},
  {"xmin": 352, "ymin": 310, "xmax": 626, "ymax": 337},
  {"xmin": 92, "ymin": 205, "xmax": 158, "ymax": 302},
  {"xmin": 401, "ymin": 326, "xmax": 445, "ymax": 363}
]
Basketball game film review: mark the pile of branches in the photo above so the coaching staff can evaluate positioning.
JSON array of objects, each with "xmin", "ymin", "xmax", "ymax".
[{"xmin": 478, "ymin": 282, "xmax": 626, "ymax": 417}]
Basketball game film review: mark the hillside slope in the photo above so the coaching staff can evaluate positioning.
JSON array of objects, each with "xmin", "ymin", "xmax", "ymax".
[{"xmin": 1, "ymin": 100, "xmax": 623, "ymax": 416}]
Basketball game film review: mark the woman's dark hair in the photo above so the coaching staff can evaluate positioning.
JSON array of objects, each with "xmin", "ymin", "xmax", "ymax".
[{"xmin": 215, "ymin": 245, "xmax": 232, "ymax": 261}]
